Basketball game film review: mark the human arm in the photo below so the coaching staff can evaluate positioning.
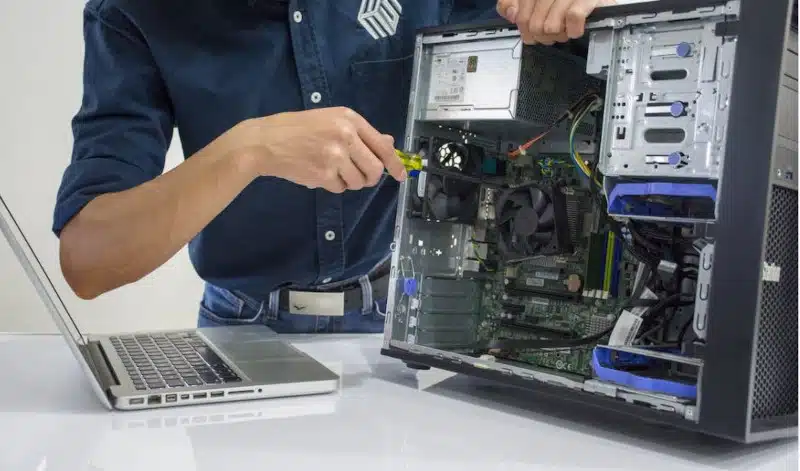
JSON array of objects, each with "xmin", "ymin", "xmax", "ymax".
[
  {"xmin": 495, "ymin": 0, "xmax": 617, "ymax": 43},
  {"xmin": 56, "ymin": 4, "xmax": 404, "ymax": 300}
]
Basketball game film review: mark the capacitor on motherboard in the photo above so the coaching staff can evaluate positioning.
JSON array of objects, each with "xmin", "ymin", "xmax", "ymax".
[{"xmin": 566, "ymin": 274, "xmax": 582, "ymax": 293}]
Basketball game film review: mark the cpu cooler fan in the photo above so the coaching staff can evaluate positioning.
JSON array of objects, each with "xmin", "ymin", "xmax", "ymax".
[{"xmin": 494, "ymin": 186, "xmax": 572, "ymax": 258}]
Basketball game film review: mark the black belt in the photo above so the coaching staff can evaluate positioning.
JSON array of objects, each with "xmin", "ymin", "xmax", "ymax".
[{"xmin": 277, "ymin": 269, "xmax": 391, "ymax": 317}]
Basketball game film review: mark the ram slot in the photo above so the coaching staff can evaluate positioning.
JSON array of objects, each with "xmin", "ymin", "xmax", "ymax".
[
  {"xmin": 610, "ymin": 234, "xmax": 624, "ymax": 298},
  {"xmin": 583, "ymin": 233, "xmax": 608, "ymax": 299},
  {"xmin": 602, "ymin": 232, "xmax": 614, "ymax": 298}
]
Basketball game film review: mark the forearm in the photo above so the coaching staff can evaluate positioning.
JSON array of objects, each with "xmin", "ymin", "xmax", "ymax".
[{"xmin": 59, "ymin": 125, "xmax": 258, "ymax": 299}]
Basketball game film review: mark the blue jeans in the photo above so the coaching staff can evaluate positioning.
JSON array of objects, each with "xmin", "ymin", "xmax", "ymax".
[{"xmin": 197, "ymin": 282, "xmax": 387, "ymax": 334}]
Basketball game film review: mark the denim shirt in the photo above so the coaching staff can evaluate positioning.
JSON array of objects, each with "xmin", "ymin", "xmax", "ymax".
[{"xmin": 53, "ymin": 0, "xmax": 499, "ymax": 297}]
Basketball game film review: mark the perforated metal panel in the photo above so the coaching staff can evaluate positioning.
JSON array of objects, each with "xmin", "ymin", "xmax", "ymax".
[
  {"xmin": 517, "ymin": 46, "xmax": 602, "ymax": 136},
  {"xmin": 751, "ymin": 185, "xmax": 798, "ymax": 420}
]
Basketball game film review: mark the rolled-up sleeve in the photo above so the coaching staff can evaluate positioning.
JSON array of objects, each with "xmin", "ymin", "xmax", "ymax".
[{"xmin": 53, "ymin": 0, "xmax": 174, "ymax": 236}]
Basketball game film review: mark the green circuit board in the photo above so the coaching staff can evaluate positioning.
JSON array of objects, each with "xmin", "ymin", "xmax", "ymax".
[
  {"xmin": 476, "ymin": 276, "xmax": 634, "ymax": 376},
  {"xmin": 474, "ymin": 156, "xmax": 638, "ymax": 376},
  {"xmin": 391, "ymin": 146, "xmax": 639, "ymax": 378}
]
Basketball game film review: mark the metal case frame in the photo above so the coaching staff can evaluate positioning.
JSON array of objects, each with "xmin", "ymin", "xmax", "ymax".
[{"xmin": 381, "ymin": 0, "xmax": 798, "ymax": 443}]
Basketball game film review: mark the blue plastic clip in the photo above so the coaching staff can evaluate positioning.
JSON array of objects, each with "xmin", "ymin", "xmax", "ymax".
[
  {"xmin": 403, "ymin": 278, "xmax": 418, "ymax": 296},
  {"xmin": 591, "ymin": 346, "xmax": 697, "ymax": 399}
]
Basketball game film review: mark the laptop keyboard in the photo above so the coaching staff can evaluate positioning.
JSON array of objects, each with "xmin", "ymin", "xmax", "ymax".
[{"xmin": 109, "ymin": 332, "xmax": 241, "ymax": 391}]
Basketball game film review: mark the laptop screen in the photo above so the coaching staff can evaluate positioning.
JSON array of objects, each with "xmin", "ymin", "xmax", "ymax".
[{"xmin": 0, "ymin": 192, "xmax": 86, "ymax": 346}]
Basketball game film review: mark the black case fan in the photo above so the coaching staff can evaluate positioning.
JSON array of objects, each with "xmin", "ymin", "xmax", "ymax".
[{"xmin": 411, "ymin": 141, "xmax": 483, "ymax": 225}]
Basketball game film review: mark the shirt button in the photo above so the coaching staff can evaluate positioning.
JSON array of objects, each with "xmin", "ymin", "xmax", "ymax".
[
  {"xmin": 324, "ymin": 230, "xmax": 336, "ymax": 241},
  {"xmin": 310, "ymin": 92, "xmax": 322, "ymax": 104},
  {"xmin": 322, "ymin": 277, "xmax": 332, "ymax": 284},
  {"xmin": 293, "ymin": 11, "xmax": 302, "ymax": 23}
]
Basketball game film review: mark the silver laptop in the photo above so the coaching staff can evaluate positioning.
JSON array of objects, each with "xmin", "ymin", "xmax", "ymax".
[{"xmin": 0, "ymin": 192, "xmax": 340, "ymax": 410}]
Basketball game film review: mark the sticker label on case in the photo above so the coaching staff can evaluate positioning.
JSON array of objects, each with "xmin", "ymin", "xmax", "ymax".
[
  {"xmin": 429, "ymin": 54, "xmax": 467, "ymax": 104},
  {"xmin": 762, "ymin": 262, "xmax": 781, "ymax": 282}
]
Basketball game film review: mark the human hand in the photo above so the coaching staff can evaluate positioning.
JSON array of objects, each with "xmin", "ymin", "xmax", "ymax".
[
  {"xmin": 236, "ymin": 107, "xmax": 407, "ymax": 193},
  {"xmin": 496, "ymin": 0, "xmax": 616, "ymax": 45}
]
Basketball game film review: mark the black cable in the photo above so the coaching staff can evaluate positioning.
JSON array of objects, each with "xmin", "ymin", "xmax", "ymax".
[
  {"xmin": 676, "ymin": 318, "xmax": 693, "ymax": 345},
  {"xmin": 635, "ymin": 293, "xmax": 695, "ymax": 345},
  {"xmin": 641, "ymin": 293, "xmax": 693, "ymax": 320},
  {"xmin": 628, "ymin": 223, "xmax": 663, "ymax": 254},
  {"xmin": 535, "ymin": 92, "xmax": 599, "ymax": 137},
  {"xmin": 633, "ymin": 221, "xmax": 675, "ymax": 242},
  {"xmin": 607, "ymin": 217, "xmax": 659, "ymax": 270}
]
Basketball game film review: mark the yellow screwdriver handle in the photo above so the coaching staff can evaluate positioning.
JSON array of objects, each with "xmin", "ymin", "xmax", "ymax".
[{"xmin": 394, "ymin": 149, "xmax": 424, "ymax": 172}]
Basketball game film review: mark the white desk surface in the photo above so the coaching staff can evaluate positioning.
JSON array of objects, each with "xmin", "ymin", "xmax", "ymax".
[{"xmin": 0, "ymin": 333, "xmax": 796, "ymax": 471}]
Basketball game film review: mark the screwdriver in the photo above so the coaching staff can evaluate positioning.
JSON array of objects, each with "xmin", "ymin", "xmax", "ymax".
[
  {"xmin": 390, "ymin": 148, "xmax": 489, "ymax": 185},
  {"xmin": 388, "ymin": 147, "xmax": 545, "ymax": 191},
  {"xmin": 394, "ymin": 149, "xmax": 424, "ymax": 177}
]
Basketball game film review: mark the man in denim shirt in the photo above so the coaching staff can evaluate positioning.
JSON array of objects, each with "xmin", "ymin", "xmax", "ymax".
[{"xmin": 53, "ymin": 0, "xmax": 613, "ymax": 333}]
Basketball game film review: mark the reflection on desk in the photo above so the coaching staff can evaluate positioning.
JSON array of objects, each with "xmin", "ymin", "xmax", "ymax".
[{"xmin": 0, "ymin": 333, "xmax": 796, "ymax": 471}]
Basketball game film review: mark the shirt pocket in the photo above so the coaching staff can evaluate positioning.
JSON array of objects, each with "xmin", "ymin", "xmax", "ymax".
[{"xmin": 348, "ymin": 54, "xmax": 414, "ymax": 143}]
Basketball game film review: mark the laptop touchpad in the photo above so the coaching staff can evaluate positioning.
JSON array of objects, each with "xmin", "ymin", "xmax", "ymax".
[{"xmin": 221, "ymin": 340, "xmax": 308, "ymax": 363}]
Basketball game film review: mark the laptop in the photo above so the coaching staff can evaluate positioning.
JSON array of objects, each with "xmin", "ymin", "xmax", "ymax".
[{"xmin": 0, "ymin": 192, "xmax": 340, "ymax": 410}]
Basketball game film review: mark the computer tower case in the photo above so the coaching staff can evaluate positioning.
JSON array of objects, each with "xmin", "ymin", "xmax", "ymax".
[{"xmin": 381, "ymin": 0, "xmax": 798, "ymax": 443}]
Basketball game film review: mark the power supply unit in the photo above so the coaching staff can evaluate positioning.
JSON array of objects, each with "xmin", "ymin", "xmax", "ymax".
[{"xmin": 417, "ymin": 31, "xmax": 603, "ymax": 141}]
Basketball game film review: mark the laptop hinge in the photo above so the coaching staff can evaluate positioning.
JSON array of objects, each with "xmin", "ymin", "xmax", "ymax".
[{"xmin": 82, "ymin": 341, "xmax": 120, "ymax": 391}]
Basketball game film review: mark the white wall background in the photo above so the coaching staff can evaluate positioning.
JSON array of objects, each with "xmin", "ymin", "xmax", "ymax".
[
  {"xmin": 0, "ymin": 1, "xmax": 203, "ymax": 334},
  {"xmin": 0, "ymin": 0, "xmax": 652, "ymax": 334}
]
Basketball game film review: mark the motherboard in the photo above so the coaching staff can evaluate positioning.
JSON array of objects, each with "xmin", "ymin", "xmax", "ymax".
[{"xmin": 393, "ymin": 114, "xmax": 639, "ymax": 378}]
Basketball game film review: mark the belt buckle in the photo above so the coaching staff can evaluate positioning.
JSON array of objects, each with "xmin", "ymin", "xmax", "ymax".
[{"xmin": 288, "ymin": 291, "xmax": 345, "ymax": 316}]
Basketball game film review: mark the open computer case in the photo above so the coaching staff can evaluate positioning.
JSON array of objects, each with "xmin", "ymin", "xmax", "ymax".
[{"xmin": 380, "ymin": 0, "xmax": 798, "ymax": 443}]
